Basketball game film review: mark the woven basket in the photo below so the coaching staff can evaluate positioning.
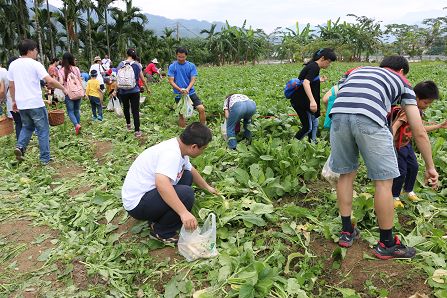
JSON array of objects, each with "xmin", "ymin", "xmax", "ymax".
[
  {"xmin": 48, "ymin": 109, "xmax": 65, "ymax": 126},
  {"xmin": 0, "ymin": 116, "xmax": 14, "ymax": 137}
]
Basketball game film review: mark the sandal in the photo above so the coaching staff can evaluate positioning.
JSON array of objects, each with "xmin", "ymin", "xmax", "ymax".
[{"xmin": 150, "ymin": 230, "xmax": 179, "ymax": 244}]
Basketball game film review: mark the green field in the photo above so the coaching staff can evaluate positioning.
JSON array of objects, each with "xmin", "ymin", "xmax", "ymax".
[{"xmin": 1, "ymin": 62, "xmax": 446, "ymax": 297}]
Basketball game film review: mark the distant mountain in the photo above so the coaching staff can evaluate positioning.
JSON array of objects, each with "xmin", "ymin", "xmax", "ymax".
[{"xmin": 27, "ymin": 0, "xmax": 225, "ymax": 38}]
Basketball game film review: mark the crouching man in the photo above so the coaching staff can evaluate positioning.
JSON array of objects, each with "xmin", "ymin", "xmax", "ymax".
[{"xmin": 122, "ymin": 122, "xmax": 217, "ymax": 243}]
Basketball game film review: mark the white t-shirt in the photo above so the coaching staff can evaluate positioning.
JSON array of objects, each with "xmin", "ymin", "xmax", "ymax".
[
  {"xmin": 122, "ymin": 138, "xmax": 193, "ymax": 211},
  {"xmin": 223, "ymin": 94, "xmax": 253, "ymax": 110},
  {"xmin": 101, "ymin": 58, "xmax": 111, "ymax": 70},
  {"xmin": 7, "ymin": 57, "xmax": 49, "ymax": 110},
  {"xmin": 89, "ymin": 63, "xmax": 105, "ymax": 85}
]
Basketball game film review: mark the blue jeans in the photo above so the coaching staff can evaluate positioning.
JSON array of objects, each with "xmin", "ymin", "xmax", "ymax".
[
  {"xmin": 310, "ymin": 115, "xmax": 319, "ymax": 142},
  {"xmin": 89, "ymin": 96, "xmax": 103, "ymax": 118},
  {"xmin": 329, "ymin": 113, "xmax": 399, "ymax": 180},
  {"xmin": 64, "ymin": 96, "xmax": 81, "ymax": 126},
  {"xmin": 227, "ymin": 101, "xmax": 257, "ymax": 149},
  {"xmin": 17, "ymin": 107, "xmax": 50, "ymax": 163}
]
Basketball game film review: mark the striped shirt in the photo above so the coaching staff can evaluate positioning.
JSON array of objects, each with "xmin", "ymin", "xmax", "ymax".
[{"xmin": 330, "ymin": 66, "xmax": 417, "ymax": 127}]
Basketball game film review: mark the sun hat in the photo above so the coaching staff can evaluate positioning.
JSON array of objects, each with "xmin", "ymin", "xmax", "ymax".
[
  {"xmin": 94, "ymin": 56, "xmax": 101, "ymax": 62},
  {"xmin": 151, "ymin": 58, "xmax": 159, "ymax": 64}
]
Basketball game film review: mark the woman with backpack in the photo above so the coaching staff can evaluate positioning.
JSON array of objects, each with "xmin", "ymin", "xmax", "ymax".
[
  {"xmin": 59, "ymin": 52, "xmax": 84, "ymax": 135},
  {"xmin": 290, "ymin": 48, "xmax": 336, "ymax": 143},
  {"xmin": 116, "ymin": 48, "xmax": 147, "ymax": 138}
]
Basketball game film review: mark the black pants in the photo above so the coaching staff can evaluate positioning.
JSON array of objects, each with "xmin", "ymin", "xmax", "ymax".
[
  {"xmin": 392, "ymin": 143, "xmax": 418, "ymax": 197},
  {"xmin": 291, "ymin": 101, "xmax": 312, "ymax": 141},
  {"xmin": 11, "ymin": 111, "xmax": 22, "ymax": 141},
  {"xmin": 119, "ymin": 92, "xmax": 140, "ymax": 131},
  {"xmin": 127, "ymin": 170, "xmax": 194, "ymax": 238}
]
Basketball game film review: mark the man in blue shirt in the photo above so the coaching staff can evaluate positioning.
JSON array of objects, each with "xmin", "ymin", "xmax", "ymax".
[{"xmin": 168, "ymin": 47, "xmax": 206, "ymax": 127}]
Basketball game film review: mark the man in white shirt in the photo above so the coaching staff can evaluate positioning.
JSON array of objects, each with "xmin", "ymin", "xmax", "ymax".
[
  {"xmin": 122, "ymin": 123, "xmax": 217, "ymax": 243},
  {"xmin": 8, "ymin": 39, "xmax": 66, "ymax": 164},
  {"xmin": 90, "ymin": 56, "xmax": 105, "ymax": 91},
  {"xmin": 101, "ymin": 55, "xmax": 112, "ymax": 71}
]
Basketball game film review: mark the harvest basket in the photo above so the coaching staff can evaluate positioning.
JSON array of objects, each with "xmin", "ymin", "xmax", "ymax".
[
  {"xmin": 48, "ymin": 109, "xmax": 65, "ymax": 126},
  {"xmin": 0, "ymin": 116, "xmax": 14, "ymax": 137}
]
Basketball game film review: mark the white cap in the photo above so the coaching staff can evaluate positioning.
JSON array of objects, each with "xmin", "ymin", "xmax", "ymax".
[{"xmin": 151, "ymin": 58, "xmax": 159, "ymax": 64}]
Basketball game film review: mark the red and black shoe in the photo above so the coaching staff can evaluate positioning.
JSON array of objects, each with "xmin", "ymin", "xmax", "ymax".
[
  {"xmin": 373, "ymin": 235, "xmax": 416, "ymax": 260},
  {"xmin": 338, "ymin": 227, "xmax": 360, "ymax": 247}
]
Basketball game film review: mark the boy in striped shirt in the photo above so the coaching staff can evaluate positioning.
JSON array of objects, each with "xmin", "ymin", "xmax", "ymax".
[{"xmin": 329, "ymin": 56, "xmax": 439, "ymax": 259}]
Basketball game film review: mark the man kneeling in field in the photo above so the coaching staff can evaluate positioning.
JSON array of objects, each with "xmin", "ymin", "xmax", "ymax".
[{"xmin": 122, "ymin": 123, "xmax": 217, "ymax": 243}]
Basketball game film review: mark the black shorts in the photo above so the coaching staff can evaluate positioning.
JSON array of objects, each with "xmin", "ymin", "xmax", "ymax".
[{"xmin": 175, "ymin": 93, "xmax": 203, "ymax": 108}]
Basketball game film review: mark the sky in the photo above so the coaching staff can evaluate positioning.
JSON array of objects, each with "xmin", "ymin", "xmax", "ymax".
[{"xmin": 48, "ymin": 0, "xmax": 446, "ymax": 33}]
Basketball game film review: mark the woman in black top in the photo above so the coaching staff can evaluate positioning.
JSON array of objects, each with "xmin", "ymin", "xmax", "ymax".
[{"xmin": 291, "ymin": 48, "xmax": 336, "ymax": 142}]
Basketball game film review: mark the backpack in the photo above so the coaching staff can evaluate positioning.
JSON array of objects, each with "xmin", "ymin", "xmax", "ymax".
[
  {"xmin": 284, "ymin": 76, "xmax": 320, "ymax": 99},
  {"xmin": 117, "ymin": 61, "xmax": 136, "ymax": 90},
  {"xmin": 66, "ymin": 70, "xmax": 84, "ymax": 100}
]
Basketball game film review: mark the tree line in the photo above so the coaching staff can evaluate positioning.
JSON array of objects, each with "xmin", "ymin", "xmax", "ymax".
[{"xmin": 0, "ymin": 0, "xmax": 446, "ymax": 70}]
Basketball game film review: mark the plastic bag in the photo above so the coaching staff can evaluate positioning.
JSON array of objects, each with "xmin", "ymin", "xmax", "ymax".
[
  {"xmin": 178, "ymin": 213, "xmax": 218, "ymax": 262},
  {"xmin": 321, "ymin": 154, "xmax": 339, "ymax": 186},
  {"xmin": 221, "ymin": 119, "xmax": 227, "ymax": 140},
  {"xmin": 176, "ymin": 94, "xmax": 194, "ymax": 118},
  {"xmin": 107, "ymin": 96, "xmax": 123, "ymax": 117},
  {"xmin": 54, "ymin": 88, "xmax": 65, "ymax": 101}
]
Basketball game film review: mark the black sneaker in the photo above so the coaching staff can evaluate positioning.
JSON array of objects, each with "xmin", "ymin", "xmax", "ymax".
[
  {"xmin": 338, "ymin": 227, "xmax": 360, "ymax": 247},
  {"xmin": 373, "ymin": 235, "xmax": 416, "ymax": 260},
  {"xmin": 14, "ymin": 147, "xmax": 25, "ymax": 161}
]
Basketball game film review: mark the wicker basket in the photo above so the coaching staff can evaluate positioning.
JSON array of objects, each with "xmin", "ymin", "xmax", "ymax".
[
  {"xmin": 48, "ymin": 109, "xmax": 65, "ymax": 126},
  {"xmin": 0, "ymin": 116, "xmax": 14, "ymax": 137}
]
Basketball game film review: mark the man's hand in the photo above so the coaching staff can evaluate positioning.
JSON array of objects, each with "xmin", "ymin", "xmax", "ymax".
[
  {"xmin": 206, "ymin": 186, "xmax": 218, "ymax": 195},
  {"xmin": 425, "ymin": 168, "xmax": 439, "ymax": 189},
  {"xmin": 180, "ymin": 211, "xmax": 198, "ymax": 231},
  {"xmin": 12, "ymin": 102, "xmax": 18, "ymax": 112},
  {"xmin": 181, "ymin": 88, "xmax": 188, "ymax": 95},
  {"xmin": 310, "ymin": 101, "xmax": 317, "ymax": 113},
  {"xmin": 320, "ymin": 75, "xmax": 327, "ymax": 82},
  {"xmin": 439, "ymin": 120, "xmax": 447, "ymax": 129}
]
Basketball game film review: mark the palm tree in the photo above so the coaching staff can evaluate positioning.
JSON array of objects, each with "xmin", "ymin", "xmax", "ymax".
[
  {"xmin": 97, "ymin": 0, "xmax": 116, "ymax": 58},
  {"xmin": 33, "ymin": 0, "xmax": 44, "ymax": 63},
  {"xmin": 45, "ymin": 0, "xmax": 55, "ymax": 58}
]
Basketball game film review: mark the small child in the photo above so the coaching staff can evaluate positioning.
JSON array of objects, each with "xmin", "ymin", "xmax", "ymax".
[
  {"xmin": 391, "ymin": 81, "xmax": 447, "ymax": 208},
  {"xmin": 86, "ymin": 69, "xmax": 103, "ymax": 121},
  {"xmin": 322, "ymin": 84, "xmax": 339, "ymax": 129}
]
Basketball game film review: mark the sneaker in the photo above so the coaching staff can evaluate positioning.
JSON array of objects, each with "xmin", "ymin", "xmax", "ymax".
[
  {"xmin": 75, "ymin": 124, "xmax": 81, "ymax": 135},
  {"xmin": 97, "ymin": 116, "xmax": 103, "ymax": 121},
  {"xmin": 92, "ymin": 116, "xmax": 97, "ymax": 121},
  {"xmin": 126, "ymin": 124, "xmax": 132, "ymax": 131},
  {"xmin": 394, "ymin": 198, "xmax": 404, "ymax": 208},
  {"xmin": 135, "ymin": 131, "xmax": 142, "ymax": 138},
  {"xmin": 338, "ymin": 227, "xmax": 360, "ymax": 247},
  {"xmin": 41, "ymin": 158, "xmax": 54, "ymax": 166},
  {"xmin": 14, "ymin": 147, "xmax": 25, "ymax": 161},
  {"xmin": 373, "ymin": 235, "xmax": 416, "ymax": 259},
  {"xmin": 406, "ymin": 191, "xmax": 421, "ymax": 202}
]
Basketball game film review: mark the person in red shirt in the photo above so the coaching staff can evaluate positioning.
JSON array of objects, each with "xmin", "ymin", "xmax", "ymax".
[{"xmin": 144, "ymin": 58, "xmax": 161, "ymax": 82}]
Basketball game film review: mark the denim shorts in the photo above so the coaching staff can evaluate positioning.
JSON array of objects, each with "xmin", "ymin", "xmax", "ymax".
[{"xmin": 329, "ymin": 113, "xmax": 400, "ymax": 180}]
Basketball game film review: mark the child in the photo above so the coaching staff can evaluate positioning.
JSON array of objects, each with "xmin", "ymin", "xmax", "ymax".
[
  {"xmin": 223, "ymin": 94, "xmax": 257, "ymax": 149},
  {"xmin": 86, "ymin": 69, "xmax": 103, "ymax": 121},
  {"xmin": 391, "ymin": 81, "xmax": 447, "ymax": 208},
  {"xmin": 290, "ymin": 48, "xmax": 336, "ymax": 142},
  {"xmin": 322, "ymin": 84, "xmax": 339, "ymax": 129}
]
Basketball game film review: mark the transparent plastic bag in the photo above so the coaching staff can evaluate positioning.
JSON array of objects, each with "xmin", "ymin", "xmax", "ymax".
[
  {"xmin": 221, "ymin": 119, "xmax": 227, "ymax": 140},
  {"xmin": 321, "ymin": 154, "xmax": 339, "ymax": 186},
  {"xmin": 178, "ymin": 213, "xmax": 218, "ymax": 262},
  {"xmin": 111, "ymin": 96, "xmax": 123, "ymax": 117},
  {"xmin": 176, "ymin": 94, "xmax": 194, "ymax": 118}
]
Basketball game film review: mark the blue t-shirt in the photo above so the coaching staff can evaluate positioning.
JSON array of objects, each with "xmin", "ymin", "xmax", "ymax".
[
  {"xmin": 167, "ymin": 61, "xmax": 198, "ymax": 95},
  {"xmin": 117, "ymin": 60, "xmax": 141, "ymax": 94}
]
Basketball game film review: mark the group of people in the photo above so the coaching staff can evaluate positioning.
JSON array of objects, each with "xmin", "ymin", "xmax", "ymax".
[
  {"xmin": 1, "ymin": 39, "xmax": 443, "ymax": 260},
  {"xmin": 122, "ymin": 48, "xmax": 442, "ymax": 262}
]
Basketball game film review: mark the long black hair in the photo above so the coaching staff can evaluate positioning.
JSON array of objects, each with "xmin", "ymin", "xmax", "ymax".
[{"xmin": 61, "ymin": 52, "xmax": 75, "ymax": 82}]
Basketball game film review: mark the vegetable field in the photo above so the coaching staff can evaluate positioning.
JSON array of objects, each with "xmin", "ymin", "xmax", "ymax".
[{"xmin": 1, "ymin": 62, "xmax": 447, "ymax": 298}]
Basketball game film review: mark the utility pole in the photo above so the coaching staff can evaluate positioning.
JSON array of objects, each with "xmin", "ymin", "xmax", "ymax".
[{"xmin": 176, "ymin": 22, "xmax": 179, "ymax": 41}]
